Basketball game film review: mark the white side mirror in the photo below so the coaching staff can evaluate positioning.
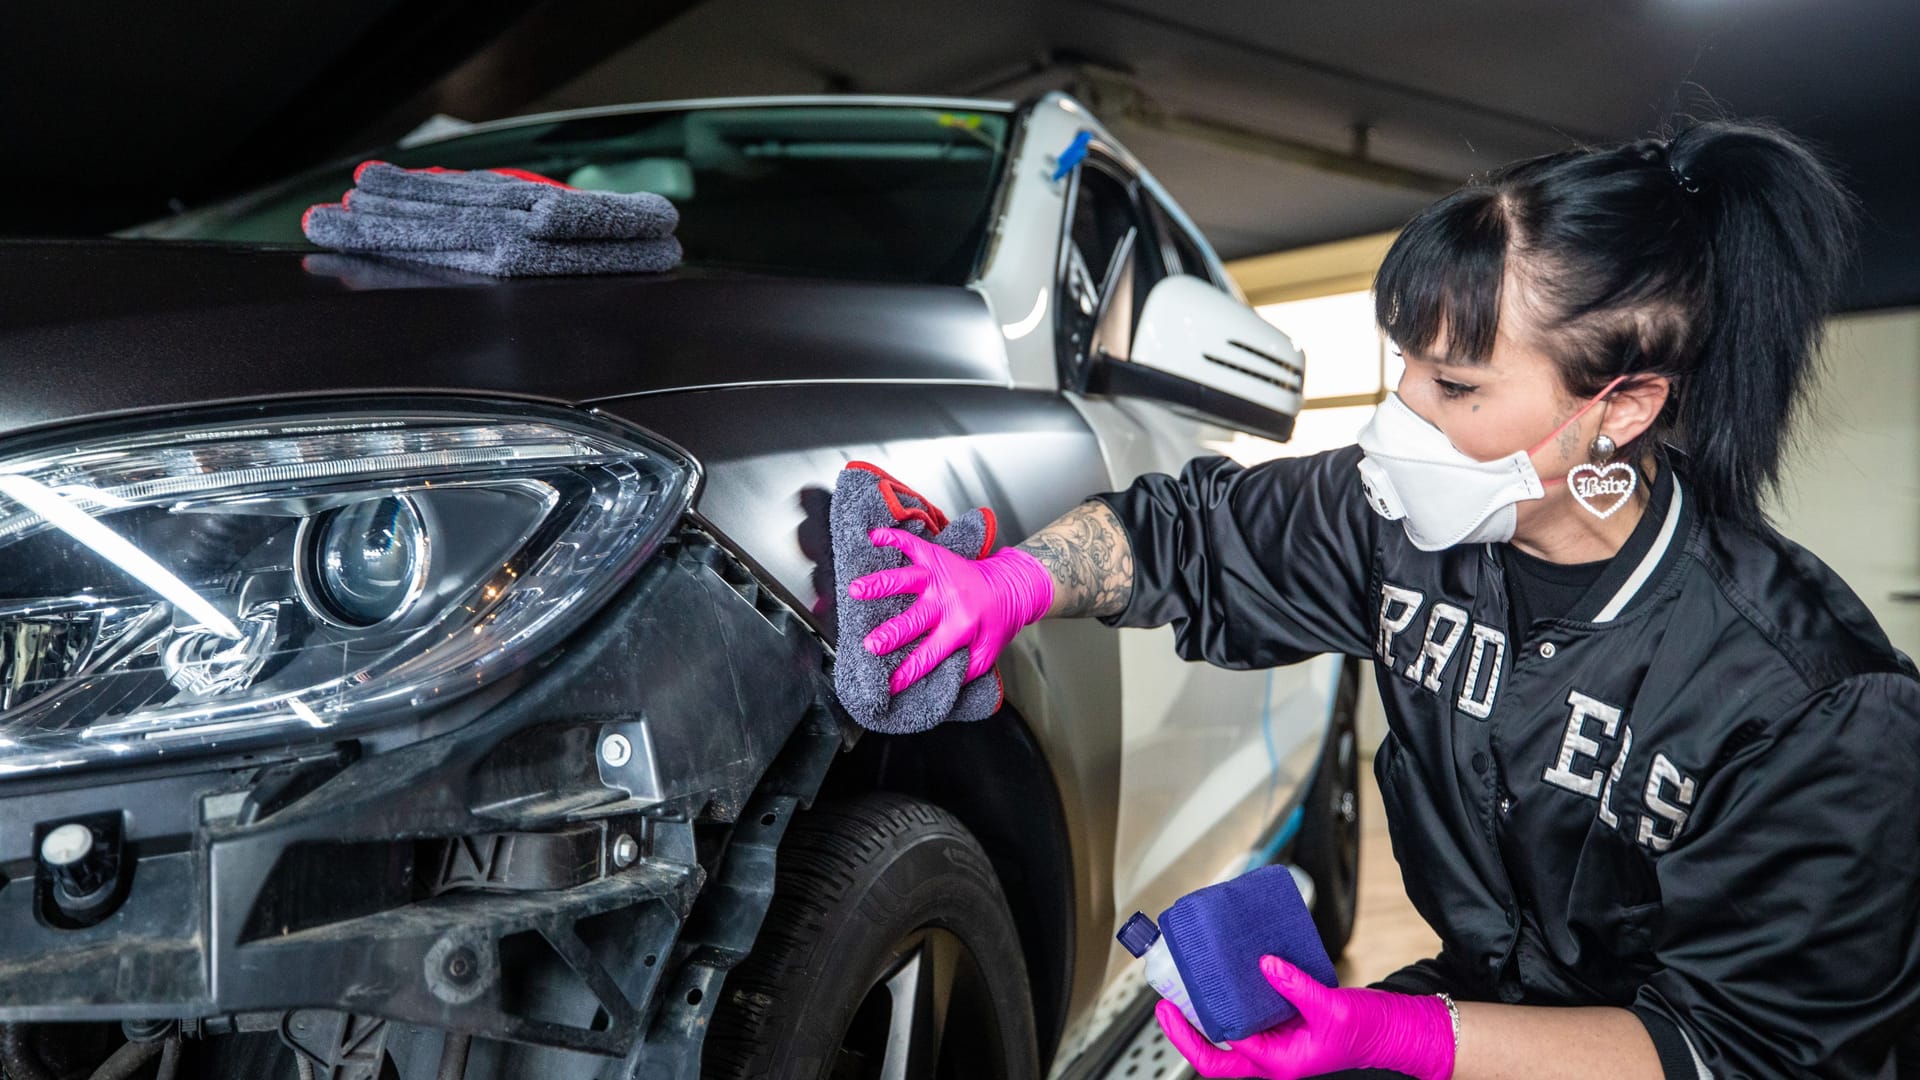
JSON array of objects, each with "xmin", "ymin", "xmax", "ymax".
[{"xmin": 1109, "ymin": 275, "xmax": 1306, "ymax": 442}]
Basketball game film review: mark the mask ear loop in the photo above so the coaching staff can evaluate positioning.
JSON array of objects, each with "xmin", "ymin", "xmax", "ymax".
[{"xmin": 1536, "ymin": 375, "xmax": 1630, "ymax": 488}]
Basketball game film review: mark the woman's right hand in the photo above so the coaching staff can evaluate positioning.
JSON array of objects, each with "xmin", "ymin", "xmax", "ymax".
[{"xmin": 847, "ymin": 528, "xmax": 1055, "ymax": 694}]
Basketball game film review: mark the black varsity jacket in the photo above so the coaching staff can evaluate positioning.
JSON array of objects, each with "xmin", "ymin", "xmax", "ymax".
[{"xmin": 1091, "ymin": 446, "xmax": 1920, "ymax": 1080}]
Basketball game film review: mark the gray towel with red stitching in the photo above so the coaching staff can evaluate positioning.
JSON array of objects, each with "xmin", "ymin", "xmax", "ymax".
[
  {"xmin": 352, "ymin": 162, "xmax": 679, "ymax": 236},
  {"xmin": 302, "ymin": 161, "xmax": 682, "ymax": 277},
  {"xmin": 831, "ymin": 465, "xmax": 1004, "ymax": 733}
]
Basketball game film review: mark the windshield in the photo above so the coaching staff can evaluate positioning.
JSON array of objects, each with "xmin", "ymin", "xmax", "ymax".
[{"xmin": 123, "ymin": 104, "xmax": 1014, "ymax": 285}]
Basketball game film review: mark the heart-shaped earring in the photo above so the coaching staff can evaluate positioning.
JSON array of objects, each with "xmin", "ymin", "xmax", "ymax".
[
  {"xmin": 1591, "ymin": 433, "xmax": 1617, "ymax": 459},
  {"xmin": 1567, "ymin": 461, "xmax": 1637, "ymax": 519}
]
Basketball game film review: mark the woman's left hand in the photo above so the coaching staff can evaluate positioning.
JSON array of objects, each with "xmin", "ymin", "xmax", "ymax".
[{"xmin": 1155, "ymin": 956, "xmax": 1457, "ymax": 1080}]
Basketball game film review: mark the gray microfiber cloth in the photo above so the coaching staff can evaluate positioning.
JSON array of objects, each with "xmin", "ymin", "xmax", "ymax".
[
  {"xmin": 302, "ymin": 160, "xmax": 683, "ymax": 278},
  {"xmin": 308, "ymin": 230, "xmax": 683, "ymax": 277},
  {"xmin": 831, "ymin": 463, "xmax": 1005, "ymax": 734},
  {"xmin": 351, "ymin": 161, "xmax": 679, "ymax": 239}
]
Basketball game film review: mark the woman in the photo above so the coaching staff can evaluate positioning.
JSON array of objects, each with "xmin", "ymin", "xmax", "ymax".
[{"xmin": 846, "ymin": 119, "xmax": 1920, "ymax": 1078}]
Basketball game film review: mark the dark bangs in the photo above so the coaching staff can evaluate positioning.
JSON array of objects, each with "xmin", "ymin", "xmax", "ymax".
[{"xmin": 1373, "ymin": 187, "xmax": 1510, "ymax": 364}]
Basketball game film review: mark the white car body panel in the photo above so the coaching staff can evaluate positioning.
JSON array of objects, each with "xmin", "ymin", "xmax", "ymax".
[{"xmin": 972, "ymin": 93, "xmax": 1338, "ymax": 1070}]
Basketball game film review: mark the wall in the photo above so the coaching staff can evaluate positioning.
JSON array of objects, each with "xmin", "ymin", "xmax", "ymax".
[{"xmin": 1769, "ymin": 307, "xmax": 1920, "ymax": 660}]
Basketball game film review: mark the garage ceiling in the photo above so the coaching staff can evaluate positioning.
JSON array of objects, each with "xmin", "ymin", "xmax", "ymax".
[{"xmin": 5, "ymin": 0, "xmax": 1917, "ymax": 308}]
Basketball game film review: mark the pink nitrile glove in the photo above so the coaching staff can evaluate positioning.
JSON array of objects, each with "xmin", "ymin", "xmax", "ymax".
[
  {"xmin": 847, "ymin": 527, "xmax": 1054, "ymax": 694},
  {"xmin": 1156, "ymin": 956, "xmax": 1456, "ymax": 1080}
]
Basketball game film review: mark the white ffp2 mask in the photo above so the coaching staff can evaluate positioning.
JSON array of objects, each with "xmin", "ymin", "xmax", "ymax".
[
  {"xmin": 1356, "ymin": 394, "xmax": 1543, "ymax": 550},
  {"xmin": 1354, "ymin": 376, "xmax": 1626, "ymax": 551}
]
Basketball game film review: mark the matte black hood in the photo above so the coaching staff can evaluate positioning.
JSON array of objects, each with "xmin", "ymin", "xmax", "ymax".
[{"xmin": 0, "ymin": 239, "xmax": 1011, "ymax": 438}]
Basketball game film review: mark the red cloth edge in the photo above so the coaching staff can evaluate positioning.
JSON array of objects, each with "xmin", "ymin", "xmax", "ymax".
[{"xmin": 844, "ymin": 461, "xmax": 951, "ymax": 534}]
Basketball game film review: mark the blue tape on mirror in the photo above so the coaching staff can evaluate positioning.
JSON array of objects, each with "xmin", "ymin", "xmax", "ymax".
[{"xmin": 1051, "ymin": 131, "xmax": 1092, "ymax": 182}]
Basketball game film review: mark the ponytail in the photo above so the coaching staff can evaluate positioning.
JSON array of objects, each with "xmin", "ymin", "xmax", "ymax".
[
  {"xmin": 1663, "ymin": 122, "xmax": 1857, "ymax": 528},
  {"xmin": 1375, "ymin": 118, "xmax": 1858, "ymax": 530}
]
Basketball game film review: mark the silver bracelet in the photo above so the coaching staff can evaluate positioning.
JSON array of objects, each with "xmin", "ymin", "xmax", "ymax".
[{"xmin": 1436, "ymin": 992, "xmax": 1462, "ymax": 1055}]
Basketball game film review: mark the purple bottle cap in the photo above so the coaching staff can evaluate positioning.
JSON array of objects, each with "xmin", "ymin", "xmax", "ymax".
[{"xmin": 1117, "ymin": 911, "xmax": 1161, "ymax": 958}]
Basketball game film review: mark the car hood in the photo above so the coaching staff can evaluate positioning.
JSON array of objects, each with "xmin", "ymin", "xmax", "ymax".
[{"xmin": 0, "ymin": 239, "xmax": 1011, "ymax": 439}]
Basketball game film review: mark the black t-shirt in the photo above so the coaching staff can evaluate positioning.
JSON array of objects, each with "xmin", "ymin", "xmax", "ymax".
[
  {"xmin": 1498, "ymin": 544, "xmax": 1608, "ymax": 636},
  {"xmin": 1497, "ymin": 461, "xmax": 1659, "ymax": 636}
]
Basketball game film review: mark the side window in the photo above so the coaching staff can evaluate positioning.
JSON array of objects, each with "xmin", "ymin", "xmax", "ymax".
[
  {"xmin": 1148, "ymin": 196, "xmax": 1220, "ymax": 287},
  {"xmin": 1058, "ymin": 158, "xmax": 1164, "ymax": 376},
  {"xmin": 1064, "ymin": 166, "xmax": 1134, "ymax": 322}
]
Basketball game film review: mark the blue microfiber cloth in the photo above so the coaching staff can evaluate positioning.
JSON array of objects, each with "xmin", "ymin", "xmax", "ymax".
[
  {"xmin": 302, "ymin": 161, "xmax": 683, "ymax": 278},
  {"xmin": 831, "ymin": 463, "xmax": 1004, "ymax": 733},
  {"xmin": 1159, "ymin": 864, "xmax": 1339, "ymax": 1042}
]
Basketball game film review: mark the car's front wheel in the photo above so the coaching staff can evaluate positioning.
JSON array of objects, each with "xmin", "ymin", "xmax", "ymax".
[{"xmin": 702, "ymin": 793, "xmax": 1039, "ymax": 1080}]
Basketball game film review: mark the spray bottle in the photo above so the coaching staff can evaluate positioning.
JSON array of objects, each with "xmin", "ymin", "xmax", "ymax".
[{"xmin": 1117, "ymin": 911, "xmax": 1232, "ymax": 1050}]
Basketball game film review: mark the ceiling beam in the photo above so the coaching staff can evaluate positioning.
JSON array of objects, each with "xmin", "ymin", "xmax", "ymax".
[{"xmin": 1072, "ymin": 67, "xmax": 1461, "ymax": 197}]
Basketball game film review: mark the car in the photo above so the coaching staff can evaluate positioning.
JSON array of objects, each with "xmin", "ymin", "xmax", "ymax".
[{"xmin": 0, "ymin": 92, "xmax": 1361, "ymax": 1079}]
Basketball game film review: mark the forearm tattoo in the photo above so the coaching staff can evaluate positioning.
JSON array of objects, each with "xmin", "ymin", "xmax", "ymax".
[{"xmin": 1017, "ymin": 501, "xmax": 1135, "ymax": 619}]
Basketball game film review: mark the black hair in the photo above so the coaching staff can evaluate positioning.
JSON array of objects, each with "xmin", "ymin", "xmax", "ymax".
[{"xmin": 1373, "ymin": 119, "xmax": 1858, "ymax": 529}]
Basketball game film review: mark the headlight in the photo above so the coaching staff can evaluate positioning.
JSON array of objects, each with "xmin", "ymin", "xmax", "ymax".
[
  {"xmin": 0, "ymin": 400, "xmax": 698, "ymax": 777},
  {"xmin": 296, "ymin": 495, "xmax": 430, "ymax": 628}
]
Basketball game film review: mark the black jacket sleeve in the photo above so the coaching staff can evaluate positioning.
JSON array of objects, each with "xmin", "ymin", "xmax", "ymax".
[
  {"xmin": 1086, "ymin": 446, "xmax": 1378, "ymax": 668},
  {"xmin": 1630, "ymin": 672, "xmax": 1920, "ymax": 1079}
]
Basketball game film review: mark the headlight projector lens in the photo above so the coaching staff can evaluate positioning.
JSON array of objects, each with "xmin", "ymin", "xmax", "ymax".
[{"xmin": 297, "ymin": 496, "xmax": 429, "ymax": 628}]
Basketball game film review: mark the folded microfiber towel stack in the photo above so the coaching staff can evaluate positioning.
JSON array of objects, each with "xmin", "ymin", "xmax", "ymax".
[
  {"xmin": 1159, "ymin": 864, "xmax": 1339, "ymax": 1042},
  {"xmin": 831, "ymin": 463, "xmax": 1005, "ymax": 734},
  {"xmin": 302, "ymin": 161, "xmax": 682, "ymax": 277}
]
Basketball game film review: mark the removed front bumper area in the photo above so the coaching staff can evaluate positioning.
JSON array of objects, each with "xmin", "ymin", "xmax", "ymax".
[{"xmin": 0, "ymin": 526, "xmax": 844, "ymax": 1079}]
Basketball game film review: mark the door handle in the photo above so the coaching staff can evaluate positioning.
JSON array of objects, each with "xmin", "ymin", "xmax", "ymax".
[{"xmin": 1893, "ymin": 591, "xmax": 1920, "ymax": 604}]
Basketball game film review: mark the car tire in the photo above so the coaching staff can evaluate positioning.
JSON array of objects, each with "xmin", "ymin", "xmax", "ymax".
[
  {"xmin": 1295, "ymin": 658, "xmax": 1362, "ymax": 961},
  {"xmin": 702, "ymin": 792, "xmax": 1040, "ymax": 1080}
]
